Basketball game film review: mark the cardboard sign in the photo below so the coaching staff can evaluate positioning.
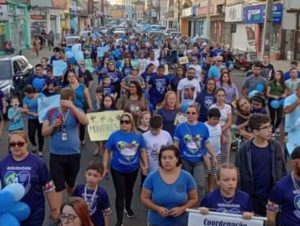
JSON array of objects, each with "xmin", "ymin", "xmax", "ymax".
[
  {"xmin": 53, "ymin": 60, "xmax": 67, "ymax": 76},
  {"xmin": 84, "ymin": 58, "xmax": 94, "ymax": 72},
  {"xmin": 87, "ymin": 111, "xmax": 123, "ymax": 141},
  {"xmin": 179, "ymin": 56, "xmax": 189, "ymax": 64},
  {"xmin": 187, "ymin": 209, "xmax": 266, "ymax": 226},
  {"xmin": 37, "ymin": 95, "xmax": 61, "ymax": 123}
]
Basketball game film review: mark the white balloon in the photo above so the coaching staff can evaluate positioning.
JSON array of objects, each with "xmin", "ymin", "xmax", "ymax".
[{"xmin": 2, "ymin": 183, "xmax": 25, "ymax": 201}]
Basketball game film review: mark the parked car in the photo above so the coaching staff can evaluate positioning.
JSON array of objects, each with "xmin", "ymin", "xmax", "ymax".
[{"xmin": 0, "ymin": 55, "xmax": 33, "ymax": 99}]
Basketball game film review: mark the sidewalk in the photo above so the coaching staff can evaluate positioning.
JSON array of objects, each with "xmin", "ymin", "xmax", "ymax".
[{"xmin": 22, "ymin": 48, "xmax": 53, "ymax": 65}]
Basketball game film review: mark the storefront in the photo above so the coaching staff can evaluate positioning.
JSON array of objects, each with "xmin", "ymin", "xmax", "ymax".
[
  {"xmin": 180, "ymin": 7, "xmax": 192, "ymax": 36},
  {"xmin": 243, "ymin": 3, "xmax": 283, "ymax": 57}
]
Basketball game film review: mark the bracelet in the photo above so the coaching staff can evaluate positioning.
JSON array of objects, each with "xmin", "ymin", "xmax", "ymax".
[{"xmin": 266, "ymin": 203, "xmax": 280, "ymax": 212}]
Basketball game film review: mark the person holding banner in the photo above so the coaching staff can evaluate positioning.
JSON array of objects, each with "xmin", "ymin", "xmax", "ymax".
[
  {"xmin": 103, "ymin": 112, "xmax": 148, "ymax": 226},
  {"xmin": 141, "ymin": 144, "xmax": 198, "ymax": 226},
  {"xmin": 235, "ymin": 114, "xmax": 286, "ymax": 216},
  {"xmin": 267, "ymin": 146, "xmax": 300, "ymax": 226},
  {"xmin": 42, "ymin": 88, "xmax": 89, "ymax": 214},
  {"xmin": 199, "ymin": 163, "xmax": 254, "ymax": 219}
]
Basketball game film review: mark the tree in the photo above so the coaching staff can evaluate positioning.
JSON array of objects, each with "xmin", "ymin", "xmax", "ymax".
[{"xmin": 182, "ymin": 0, "xmax": 192, "ymax": 9}]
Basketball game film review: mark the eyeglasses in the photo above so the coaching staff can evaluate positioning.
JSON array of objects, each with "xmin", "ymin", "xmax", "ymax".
[
  {"xmin": 120, "ymin": 120, "xmax": 131, "ymax": 124},
  {"xmin": 60, "ymin": 214, "xmax": 78, "ymax": 223},
  {"xmin": 186, "ymin": 112, "xmax": 197, "ymax": 115},
  {"xmin": 9, "ymin": 142, "xmax": 25, "ymax": 147}
]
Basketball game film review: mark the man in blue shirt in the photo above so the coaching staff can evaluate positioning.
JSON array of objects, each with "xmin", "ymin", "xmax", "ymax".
[
  {"xmin": 42, "ymin": 88, "xmax": 89, "ymax": 213},
  {"xmin": 267, "ymin": 146, "xmax": 300, "ymax": 226},
  {"xmin": 28, "ymin": 64, "xmax": 51, "ymax": 92}
]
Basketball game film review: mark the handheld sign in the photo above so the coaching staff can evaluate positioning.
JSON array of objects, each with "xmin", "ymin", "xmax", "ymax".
[
  {"xmin": 187, "ymin": 209, "xmax": 266, "ymax": 226},
  {"xmin": 87, "ymin": 111, "xmax": 123, "ymax": 141},
  {"xmin": 84, "ymin": 59, "xmax": 94, "ymax": 72},
  {"xmin": 53, "ymin": 60, "xmax": 67, "ymax": 77},
  {"xmin": 38, "ymin": 95, "xmax": 61, "ymax": 123},
  {"xmin": 179, "ymin": 56, "xmax": 189, "ymax": 64},
  {"xmin": 97, "ymin": 46, "xmax": 110, "ymax": 58}
]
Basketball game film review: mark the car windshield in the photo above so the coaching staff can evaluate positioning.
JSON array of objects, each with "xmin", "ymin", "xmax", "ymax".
[{"xmin": 0, "ymin": 60, "xmax": 12, "ymax": 79}]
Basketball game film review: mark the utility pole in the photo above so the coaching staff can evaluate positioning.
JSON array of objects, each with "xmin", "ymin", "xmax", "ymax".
[
  {"xmin": 261, "ymin": 0, "xmax": 274, "ymax": 58},
  {"xmin": 206, "ymin": 0, "xmax": 211, "ymax": 38}
]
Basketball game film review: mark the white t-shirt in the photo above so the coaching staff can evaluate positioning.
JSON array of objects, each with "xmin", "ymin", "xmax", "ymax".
[
  {"xmin": 210, "ymin": 103, "xmax": 232, "ymax": 127},
  {"xmin": 142, "ymin": 130, "xmax": 173, "ymax": 172},
  {"xmin": 177, "ymin": 78, "xmax": 201, "ymax": 103},
  {"xmin": 205, "ymin": 122, "xmax": 222, "ymax": 155}
]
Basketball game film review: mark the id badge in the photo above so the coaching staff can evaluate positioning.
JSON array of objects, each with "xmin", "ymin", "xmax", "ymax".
[{"xmin": 62, "ymin": 132, "xmax": 68, "ymax": 141}]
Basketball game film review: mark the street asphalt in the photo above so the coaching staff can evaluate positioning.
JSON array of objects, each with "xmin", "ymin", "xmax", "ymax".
[{"xmin": 0, "ymin": 47, "xmax": 291, "ymax": 226}]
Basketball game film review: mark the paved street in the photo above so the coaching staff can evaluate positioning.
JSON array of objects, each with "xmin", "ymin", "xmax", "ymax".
[{"xmin": 0, "ymin": 48, "xmax": 293, "ymax": 226}]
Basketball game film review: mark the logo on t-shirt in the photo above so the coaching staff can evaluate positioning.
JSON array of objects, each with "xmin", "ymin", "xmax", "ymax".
[
  {"xmin": 4, "ymin": 170, "xmax": 31, "ymax": 194},
  {"xmin": 183, "ymin": 85, "xmax": 196, "ymax": 100},
  {"xmin": 293, "ymin": 194, "xmax": 300, "ymax": 219},
  {"xmin": 117, "ymin": 141, "xmax": 138, "ymax": 161},
  {"xmin": 183, "ymin": 134, "xmax": 203, "ymax": 154}
]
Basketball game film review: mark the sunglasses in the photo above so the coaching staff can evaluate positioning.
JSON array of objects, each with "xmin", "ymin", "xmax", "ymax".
[
  {"xmin": 9, "ymin": 141, "xmax": 25, "ymax": 147},
  {"xmin": 120, "ymin": 120, "xmax": 131, "ymax": 124},
  {"xmin": 186, "ymin": 112, "xmax": 197, "ymax": 115}
]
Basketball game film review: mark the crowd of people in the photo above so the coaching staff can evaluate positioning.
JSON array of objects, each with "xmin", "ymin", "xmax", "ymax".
[{"xmin": 0, "ymin": 30, "xmax": 299, "ymax": 226}]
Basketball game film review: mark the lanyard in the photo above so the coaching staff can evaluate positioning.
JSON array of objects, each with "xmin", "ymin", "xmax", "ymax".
[{"xmin": 83, "ymin": 185, "xmax": 98, "ymax": 212}]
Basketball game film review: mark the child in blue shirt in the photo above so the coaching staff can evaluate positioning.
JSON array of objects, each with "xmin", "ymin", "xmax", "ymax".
[
  {"xmin": 8, "ymin": 97, "xmax": 25, "ymax": 132},
  {"xmin": 199, "ymin": 163, "xmax": 254, "ymax": 219},
  {"xmin": 73, "ymin": 161, "xmax": 112, "ymax": 226}
]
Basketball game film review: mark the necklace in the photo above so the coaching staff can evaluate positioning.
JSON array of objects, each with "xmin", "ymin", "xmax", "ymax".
[
  {"xmin": 291, "ymin": 171, "xmax": 300, "ymax": 194},
  {"xmin": 220, "ymin": 191, "xmax": 235, "ymax": 204},
  {"xmin": 83, "ymin": 184, "xmax": 98, "ymax": 212}
]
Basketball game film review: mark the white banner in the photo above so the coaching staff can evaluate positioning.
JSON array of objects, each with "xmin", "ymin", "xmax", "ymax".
[{"xmin": 187, "ymin": 209, "xmax": 266, "ymax": 226}]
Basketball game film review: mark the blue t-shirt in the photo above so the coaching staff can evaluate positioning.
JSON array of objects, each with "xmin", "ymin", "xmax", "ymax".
[
  {"xmin": 157, "ymin": 108, "xmax": 178, "ymax": 137},
  {"xmin": 195, "ymin": 91, "xmax": 216, "ymax": 122},
  {"xmin": 284, "ymin": 70, "xmax": 300, "ymax": 81},
  {"xmin": 141, "ymin": 72, "xmax": 156, "ymax": 84},
  {"xmin": 103, "ymin": 84, "xmax": 116, "ymax": 96},
  {"xmin": 0, "ymin": 153, "xmax": 51, "ymax": 226},
  {"xmin": 105, "ymin": 130, "xmax": 146, "ymax": 173},
  {"xmin": 148, "ymin": 75, "xmax": 169, "ymax": 105},
  {"xmin": 250, "ymin": 142, "xmax": 273, "ymax": 201},
  {"xmin": 73, "ymin": 184, "xmax": 112, "ymax": 226},
  {"xmin": 46, "ymin": 108, "xmax": 81, "ymax": 155},
  {"xmin": 68, "ymin": 83, "xmax": 86, "ymax": 109},
  {"xmin": 143, "ymin": 170, "xmax": 196, "ymax": 226},
  {"xmin": 200, "ymin": 188, "xmax": 253, "ymax": 214},
  {"xmin": 8, "ymin": 107, "xmax": 24, "ymax": 131},
  {"xmin": 174, "ymin": 122, "xmax": 209, "ymax": 163},
  {"xmin": 269, "ymin": 174, "xmax": 300, "ymax": 226},
  {"xmin": 23, "ymin": 93, "xmax": 44, "ymax": 120}
]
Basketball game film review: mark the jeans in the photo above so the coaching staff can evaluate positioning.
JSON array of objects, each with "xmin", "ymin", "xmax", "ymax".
[{"xmin": 111, "ymin": 168, "xmax": 139, "ymax": 222}]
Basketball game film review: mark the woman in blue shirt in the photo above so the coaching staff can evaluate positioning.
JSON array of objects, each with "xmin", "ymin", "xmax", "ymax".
[
  {"xmin": 141, "ymin": 144, "xmax": 198, "ymax": 226},
  {"xmin": 103, "ymin": 112, "xmax": 148, "ymax": 226}
]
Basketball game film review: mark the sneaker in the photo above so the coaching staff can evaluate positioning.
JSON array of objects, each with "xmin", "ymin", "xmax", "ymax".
[
  {"xmin": 81, "ymin": 140, "xmax": 85, "ymax": 146},
  {"xmin": 275, "ymin": 128, "xmax": 280, "ymax": 136},
  {"xmin": 38, "ymin": 151, "xmax": 43, "ymax": 157},
  {"xmin": 31, "ymin": 146, "xmax": 37, "ymax": 153},
  {"xmin": 114, "ymin": 220, "xmax": 123, "ymax": 226},
  {"xmin": 124, "ymin": 208, "xmax": 135, "ymax": 218}
]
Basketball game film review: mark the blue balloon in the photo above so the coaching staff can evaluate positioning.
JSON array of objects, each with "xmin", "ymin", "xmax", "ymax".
[
  {"xmin": 181, "ymin": 101, "xmax": 192, "ymax": 113},
  {"xmin": 279, "ymin": 98, "xmax": 285, "ymax": 106},
  {"xmin": 64, "ymin": 47, "xmax": 71, "ymax": 52},
  {"xmin": 256, "ymin": 83, "xmax": 264, "ymax": 92},
  {"xmin": 0, "ymin": 191, "xmax": 15, "ymax": 212},
  {"xmin": 68, "ymin": 57, "xmax": 76, "ymax": 65},
  {"xmin": 0, "ymin": 213, "xmax": 19, "ymax": 226},
  {"xmin": 65, "ymin": 51, "xmax": 74, "ymax": 59},
  {"xmin": 2, "ymin": 183, "xmax": 25, "ymax": 202},
  {"xmin": 248, "ymin": 90, "xmax": 259, "ymax": 99},
  {"xmin": 9, "ymin": 202, "xmax": 30, "ymax": 221},
  {"xmin": 271, "ymin": 100, "xmax": 280, "ymax": 109}
]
